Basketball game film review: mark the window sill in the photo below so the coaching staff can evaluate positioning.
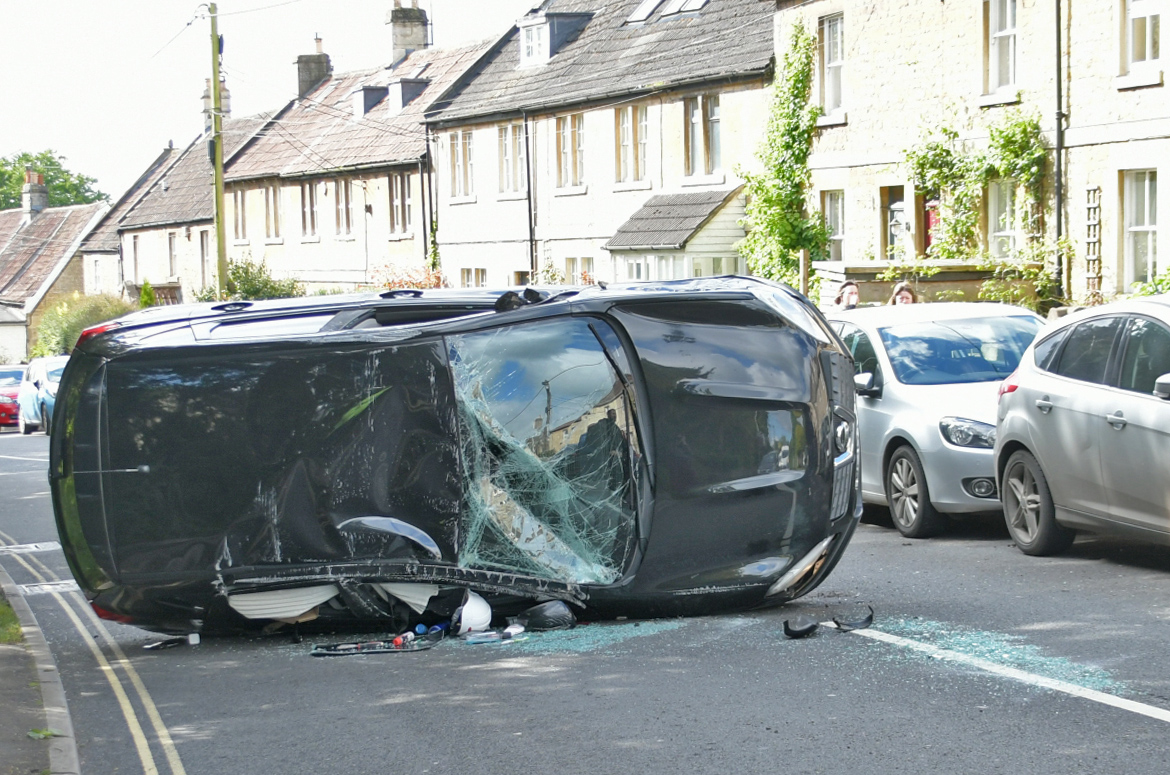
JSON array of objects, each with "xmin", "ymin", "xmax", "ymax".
[
  {"xmin": 816, "ymin": 111, "xmax": 848, "ymax": 127},
  {"xmin": 300, "ymin": 235, "xmax": 320, "ymax": 244},
  {"xmin": 1115, "ymin": 70, "xmax": 1163, "ymax": 91},
  {"xmin": 335, "ymin": 235, "xmax": 356, "ymax": 242},
  {"xmin": 613, "ymin": 179, "xmax": 652, "ymax": 192},
  {"xmin": 977, "ymin": 91, "xmax": 1020, "ymax": 108},
  {"xmin": 387, "ymin": 231, "xmax": 415, "ymax": 242},
  {"xmin": 264, "ymin": 238, "xmax": 284, "ymax": 246},
  {"xmin": 682, "ymin": 172, "xmax": 725, "ymax": 187},
  {"xmin": 232, "ymin": 239, "xmax": 250, "ymax": 246},
  {"xmin": 496, "ymin": 191, "xmax": 528, "ymax": 201},
  {"xmin": 449, "ymin": 195, "xmax": 478, "ymax": 206},
  {"xmin": 554, "ymin": 185, "xmax": 589, "ymax": 197}
]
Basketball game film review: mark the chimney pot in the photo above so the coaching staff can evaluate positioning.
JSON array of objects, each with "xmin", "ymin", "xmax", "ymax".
[{"xmin": 22, "ymin": 168, "xmax": 48, "ymax": 218}]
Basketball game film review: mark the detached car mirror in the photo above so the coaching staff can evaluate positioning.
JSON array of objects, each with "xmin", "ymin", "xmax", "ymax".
[
  {"xmin": 854, "ymin": 372, "xmax": 880, "ymax": 398},
  {"xmin": 1154, "ymin": 373, "xmax": 1170, "ymax": 400}
]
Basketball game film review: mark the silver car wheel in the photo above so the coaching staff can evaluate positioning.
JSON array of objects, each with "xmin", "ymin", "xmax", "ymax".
[
  {"xmin": 1000, "ymin": 450, "xmax": 1074, "ymax": 556},
  {"xmin": 883, "ymin": 445, "xmax": 943, "ymax": 538}
]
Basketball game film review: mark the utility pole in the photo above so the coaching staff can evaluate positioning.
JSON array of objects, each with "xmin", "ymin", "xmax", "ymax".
[{"xmin": 209, "ymin": 3, "xmax": 229, "ymax": 297}]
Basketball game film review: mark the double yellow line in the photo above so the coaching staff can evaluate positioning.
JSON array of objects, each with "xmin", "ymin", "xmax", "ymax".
[{"xmin": 0, "ymin": 529, "xmax": 186, "ymax": 775}]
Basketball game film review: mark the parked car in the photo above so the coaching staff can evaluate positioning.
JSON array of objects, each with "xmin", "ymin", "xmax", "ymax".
[
  {"xmin": 17, "ymin": 355, "xmax": 70, "ymax": 435},
  {"xmin": 0, "ymin": 365, "xmax": 25, "ymax": 428},
  {"xmin": 50, "ymin": 279, "xmax": 861, "ymax": 634},
  {"xmin": 995, "ymin": 295, "xmax": 1170, "ymax": 555},
  {"xmin": 826, "ymin": 303, "xmax": 1043, "ymax": 537}
]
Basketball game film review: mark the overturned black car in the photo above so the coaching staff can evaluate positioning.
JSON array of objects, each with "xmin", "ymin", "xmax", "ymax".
[{"xmin": 50, "ymin": 277, "xmax": 860, "ymax": 634}]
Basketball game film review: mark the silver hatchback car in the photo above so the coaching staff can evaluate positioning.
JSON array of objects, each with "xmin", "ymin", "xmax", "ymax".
[
  {"xmin": 828, "ymin": 303, "xmax": 1043, "ymax": 537},
  {"xmin": 995, "ymin": 295, "xmax": 1170, "ymax": 555}
]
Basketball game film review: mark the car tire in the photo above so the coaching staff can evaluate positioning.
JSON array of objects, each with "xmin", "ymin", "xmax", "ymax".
[
  {"xmin": 1001, "ymin": 450, "xmax": 1075, "ymax": 556},
  {"xmin": 18, "ymin": 413, "xmax": 34, "ymax": 435},
  {"xmin": 884, "ymin": 445, "xmax": 944, "ymax": 538},
  {"xmin": 40, "ymin": 403, "xmax": 51, "ymax": 436}
]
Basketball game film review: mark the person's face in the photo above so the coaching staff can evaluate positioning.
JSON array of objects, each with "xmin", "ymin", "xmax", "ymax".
[
  {"xmin": 841, "ymin": 286, "xmax": 859, "ymax": 307},
  {"xmin": 895, "ymin": 289, "xmax": 914, "ymax": 305}
]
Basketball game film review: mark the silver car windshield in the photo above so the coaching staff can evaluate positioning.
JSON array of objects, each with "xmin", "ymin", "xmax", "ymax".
[{"xmin": 878, "ymin": 315, "xmax": 1043, "ymax": 385}]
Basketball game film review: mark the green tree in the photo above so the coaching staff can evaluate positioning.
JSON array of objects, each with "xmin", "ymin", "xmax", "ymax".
[
  {"xmin": 0, "ymin": 150, "xmax": 108, "ymax": 210},
  {"xmin": 139, "ymin": 280, "xmax": 158, "ymax": 308},
  {"xmin": 737, "ymin": 24, "xmax": 829, "ymax": 287},
  {"xmin": 32, "ymin": 293, "xmax": 138, "ymax": 357},
  {"xmin": 193, "ymin": 257, "xmax": 304, "ymax": 301}
]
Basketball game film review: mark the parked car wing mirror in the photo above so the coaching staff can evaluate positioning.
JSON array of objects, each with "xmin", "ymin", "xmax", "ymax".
[
  {"xmin": 854, "ymin": 372, "xmax": 880, "ymax": 398},
  {"xmin": 1154, "ymin": 373, "xmax": 1170, "ymax": 400}
]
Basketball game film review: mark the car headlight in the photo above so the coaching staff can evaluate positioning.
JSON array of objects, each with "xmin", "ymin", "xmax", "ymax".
[
  {"xmin": 0, "ymin": 396, "xmax": 14, "ymax": 405},
  {"xmin": 939, "ymin": 417, "xmax": 996, "ymax": 449}
]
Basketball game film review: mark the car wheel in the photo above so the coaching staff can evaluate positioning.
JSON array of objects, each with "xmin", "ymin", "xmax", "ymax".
[
  {"xmin": 1001, "ymin": 450, "xmax": 1075, "ymax": 556},
  {"xmin": 40, "ymin": 403, "xmax": 51, "ymax": 436},
  {"xmin": 18, "ymin": 413, "xmax": 34, "ymax": 435},
  {"xmin": 884, "ymin": 445, "xmax": 944, "ymax": 538}
]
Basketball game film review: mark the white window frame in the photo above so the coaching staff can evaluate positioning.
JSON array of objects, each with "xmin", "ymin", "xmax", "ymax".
[
  {"xmin": 498, "ymin": 123, "xmax": 525, "ymax": 193},
  {"xmin": 450, "ymin": 131, "xmax": 474, "ymax": 198},
  {"xmin": 564, "ymin": 257, "xmax": 578, "ymax": 283},
  {"xmin": 199, "ymin": 229, "xmax": 210, "ymax": 288},
  {"xmin": 264, "ymin": 182, "xmax": 281, "ymax": 240},
  {"xmin": 988, "ymin": 178, "xmax": 1019, "ymax": 260},
  {"xmin": 822, "ymin": 190, "xmax": 845, "ymax": 261},
  {"xmin": 684, "ymin": 94, "xmax": 720, "ymax": 176},
  {"xmin": 389, "ymin": 171, "xmax": 412, "ymax": 234},
  {"xmin": 988, "ymin": 0, "xmax": 1017, "ymax": 92},
  {"xmin": 520, "ymin": 22, "xmax": 548, "ymax": 67},
  {"xmin": 1125, "ymin": 169, "xmax": 1158, "ymax": 287},
  {"xmin": 1127, "ymin": 0, "xmax": 1163, "ymax": 71},
  {"xmin": 233, "ymin": 190, "xmax": 246, "ymax": 241},
  {"xmin": 92, "ymin": 257, "xmax": 101, "ymax": 291},
  {"xmin": 335, "ymin": 178, "xmax": 353, "ymax": 236},
  {"xmin": 821, "ymin": 14, "xmax": 845, "ymax": 115},
  {"xmin": 167, "ymin": 232, "xmax": 177, "ymax": 277},
  {"xmin": 301, "ymin": 181, "xmax": 318, "ymax": 237},
  {"xmin": 615, "ymin": 105, "xmax": 649, "ymax": 183},
  {"xmin": 556, "ymin": 114, "xmax": 585, "ymax": 188}
]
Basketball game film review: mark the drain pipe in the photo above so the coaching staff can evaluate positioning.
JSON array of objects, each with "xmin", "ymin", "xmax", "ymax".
[
  {"xmin": 523, "ymin": 112, "xmax": 537, "ymax": 277},
  {"xmin": 1054, "ymin": 0, "xmax": 1065, "ymax": 298}
]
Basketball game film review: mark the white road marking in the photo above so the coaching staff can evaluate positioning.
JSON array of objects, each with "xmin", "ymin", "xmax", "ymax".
[
  {"xmin": 0, "ymin": 541, "xmax": 61, "ymax": 555},
  {"xmin": 840, "ymin": 624, "xmax": 1170, "ymax": 724},
  {"xmin": 20, "ymin": 580, "xmax": 80, "ymax": 595},
  {"xmin": 0, "ymin": 454, "xmax": 49, "ymax": 462}
]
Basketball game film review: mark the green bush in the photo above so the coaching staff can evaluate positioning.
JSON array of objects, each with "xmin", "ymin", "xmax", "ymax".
[
  {"xmin": 32, "ymin": 293, "xmax": 138, "ymax": 357},
  {"xmin": 193, "ymin": 257, "xmax": 304, "ymax": 301},
  {"xmin": 139, "ymin": 279, "xmax": 157, "ymax": 307}
]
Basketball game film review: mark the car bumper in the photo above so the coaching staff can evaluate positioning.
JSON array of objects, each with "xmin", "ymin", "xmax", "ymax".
[{"xmin": 921, "ymin": 443, "xmax": 1000, "ymax": 513}]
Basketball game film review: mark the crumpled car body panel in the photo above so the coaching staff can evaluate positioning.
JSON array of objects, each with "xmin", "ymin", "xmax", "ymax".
[{"xmin": 49, "ymin": 279, "xmax": 861, "ymax": 633}]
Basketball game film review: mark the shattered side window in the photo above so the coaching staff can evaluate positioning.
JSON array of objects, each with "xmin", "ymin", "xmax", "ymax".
[{"xmin": 447, "ymin": 317, "xmax": 639, "ymax": 585}]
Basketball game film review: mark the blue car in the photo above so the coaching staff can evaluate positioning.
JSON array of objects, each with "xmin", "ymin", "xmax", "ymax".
[{"xmin": 17, "ymin": 355, "xmax": 69, "ymax": 435}]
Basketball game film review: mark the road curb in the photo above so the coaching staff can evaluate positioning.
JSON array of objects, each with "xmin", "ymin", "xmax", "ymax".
[{"xmin": 0, "ymin": 564, "xmax": 81, "ymax": 775}]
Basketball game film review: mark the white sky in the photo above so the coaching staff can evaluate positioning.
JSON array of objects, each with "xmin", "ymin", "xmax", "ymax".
[{"xmin": 0, "ymin": 0, "xmax": 537, "ymax": 199}]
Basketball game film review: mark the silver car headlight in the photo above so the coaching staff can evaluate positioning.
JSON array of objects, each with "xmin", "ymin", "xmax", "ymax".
[
  {"xmin": 0, "ymin": 395, "xmax": 14, "ymax": 405},
  {"xmin": 939, "ymin": 417, "xmax": 996, "ymax": 449}
]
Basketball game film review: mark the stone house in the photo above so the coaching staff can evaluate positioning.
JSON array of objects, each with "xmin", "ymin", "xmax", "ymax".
[
  {"xmin": 770, "ymin": 0, "xmax": 1165, "ymax": 303},
  {"xmin": 0, "ymin": 172, "xmax": 107, "ymax": 361},
  {"xmin": 424, "ymin": 0, "xmax": 776, "ymax": 287},
  {"xmin": 222, "ymin": 5, "xmax": 490, "ymax": 292}
]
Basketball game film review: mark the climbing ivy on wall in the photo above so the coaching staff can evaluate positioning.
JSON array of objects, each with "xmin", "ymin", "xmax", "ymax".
[{"xmin": 737, "ymin": 23, "xmax": 829, "ymax": 288}]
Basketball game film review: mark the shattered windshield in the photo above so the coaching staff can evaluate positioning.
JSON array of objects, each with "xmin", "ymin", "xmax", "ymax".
[{"xmin": 447, "ymin": 317, "xmax": 640, "ymax": 585}]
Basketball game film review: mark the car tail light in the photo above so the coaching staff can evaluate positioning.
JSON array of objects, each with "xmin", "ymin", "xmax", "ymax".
[
  {"xmin": 997, "ymin": 372, "xmax": 1019, "ymax": 402},
  {"xmin": 75, "ymin": 322, "xmax": 122, "ymax": 349},
  {"xmin": 91, "ymin": 603, "xmax": 135, "ymax": 624}
]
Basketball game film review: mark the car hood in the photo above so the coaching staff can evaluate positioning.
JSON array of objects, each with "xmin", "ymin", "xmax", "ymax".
[{"xmin": 894, "ymin": 379, "xmax": 1002, "ymax": 425}]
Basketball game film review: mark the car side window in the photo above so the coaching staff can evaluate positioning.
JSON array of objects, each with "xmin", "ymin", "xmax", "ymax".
[
  {"xmin": 1032, "ymin": 329, "xmax": 1068, "ymax": 372},
  {"xmin": 1118, "ymin": 317, "xmax": 1170, "ymax": 394},
  {"xmin": 1051, "ymin": 316, "xmax": 1124, "ymax": 385},
  {"xmin": 839, "ymin": 325, "xmax": 882, "ymax": 381}
]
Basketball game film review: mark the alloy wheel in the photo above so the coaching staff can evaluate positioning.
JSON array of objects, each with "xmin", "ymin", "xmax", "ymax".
[
  {"xmin": 888, "ymin": 456, "xmax": 919, "ymax": 530},
  {"xmin": 1004, "ymin": 460, "xmax": 1041, "ymax": 543}
]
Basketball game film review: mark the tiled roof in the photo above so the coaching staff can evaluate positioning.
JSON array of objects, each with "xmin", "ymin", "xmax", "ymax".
[
  {"xmin": 428, "ymin": 0, "xmax": 775, "ymax": 124},
  {"xmin": 605, "ymin": 188, "xmax": 739, "ymax": 250},
  {"xmin": 226, "ymin": 41, "xmax": 489, "ymax": 182},
  {"xmin": 119, "ymin": 114, "xmax": 273, "ymax": 230},
  {"xmin": 82, "ymin": 146, "xmax": 176, "ymax": 252},
  {"xmin": 0, "ymin": 203, "xmax": 106, "ymax": 304}
]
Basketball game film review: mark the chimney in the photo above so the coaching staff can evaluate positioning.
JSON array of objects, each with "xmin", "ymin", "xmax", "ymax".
[
  {"xmin": 22, "ymin": 170, "xmax": 48, "ymax": 218},
  {"xmin": 202, "ymin": 77, "xmax": 232, "ymax": 132},
  {"xmin": 387, "ymin": 0, "xmax": 428, "ymax": 66},
  {"xmin": 297, "ymin": 36, "xmax": 332, "ymax": 98}
]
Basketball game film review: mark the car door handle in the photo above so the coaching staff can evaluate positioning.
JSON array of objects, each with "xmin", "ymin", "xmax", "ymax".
[
  {"xmin": 1035, "ymin": 398, "xmax": 1053, "ymax": 413},
  {"xmin": 1104, "ymin": 412, "xmax": 1127, "ymax": 429}
]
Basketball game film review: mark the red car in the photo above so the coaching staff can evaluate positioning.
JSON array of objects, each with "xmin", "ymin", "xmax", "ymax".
[{"xmin": 0, "ymin": 365, "xmax": 25, "ymax": 427}]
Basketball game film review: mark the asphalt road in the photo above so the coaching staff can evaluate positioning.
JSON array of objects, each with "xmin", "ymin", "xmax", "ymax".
[{"xmin": 2, "ymin": 427, "xmax": 1169, "ymax": 774}]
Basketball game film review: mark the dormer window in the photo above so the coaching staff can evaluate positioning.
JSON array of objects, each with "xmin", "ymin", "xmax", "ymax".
[{"xmin": 520, "ymin": 21, "xmax": 549, "ymax": 67}]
